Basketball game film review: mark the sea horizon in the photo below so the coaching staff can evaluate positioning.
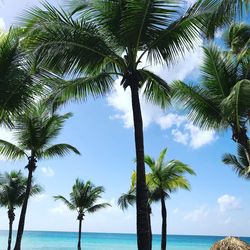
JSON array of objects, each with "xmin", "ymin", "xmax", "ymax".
[
  {"xmin": 1, "ymin": 229, "xmax": 250, "ymax": 238},
  {"xmin": 1, "ymin": 230, "xmax": 250, "ymax": 250}
]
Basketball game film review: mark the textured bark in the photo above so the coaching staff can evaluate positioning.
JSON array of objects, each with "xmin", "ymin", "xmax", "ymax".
[
  {"xmin": 77, "ymin": 217, "xmax": 82, "ymax": 250},
  {"xmin": 161, "ymin": 195, "xmax": 167, "ymax": 250},
  {"xmin": 232, "ymin": 126, "xmax": 250, "ymax": 164},
  {"xmin": 130, "ymin": 82, "xmax": 151, "ymax": 250},
  {"xmin": 14, "ymin": 157, "xmax": 36, "ymax": 250},
  {"xmin": 7, "ymin": 208, "xmax": 15, "ymax": 250}
]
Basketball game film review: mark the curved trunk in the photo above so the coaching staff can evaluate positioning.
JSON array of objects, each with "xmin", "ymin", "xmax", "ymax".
[
  {"xmin": 77, "ymin": 218, "xmax": 82, "ymax": 250},
  {"xmin": 161, "ymin": 195, "xmax": 167, "ymax": 250},
  {"xmin": 130, "ymin": 83, "xmax": 151, "ymax": 250},
  {"xmin": 7, "ymin": 208, "xmax": 15, "ymax": 250},
  {"xmin": 14, "ymin": 167, "xmax": 33, "ymax": 250}
]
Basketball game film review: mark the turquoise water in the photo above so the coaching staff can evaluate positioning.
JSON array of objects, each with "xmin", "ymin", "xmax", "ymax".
[{"xmin": 0, "ymin": 231, "xmax": 250, "ymax": 250}]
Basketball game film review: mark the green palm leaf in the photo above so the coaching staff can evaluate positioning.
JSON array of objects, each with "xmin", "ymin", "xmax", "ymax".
[
  {"xmin": 139, "ymin": 69, "xmax": 170, "ymax": 109},
  {"xmin": 0, "ymin": 140, "xmax": 26, "ymax": 160},
  {"xmin": 42, "ymin": 144, "xmax": 80, "ymax": 159}
]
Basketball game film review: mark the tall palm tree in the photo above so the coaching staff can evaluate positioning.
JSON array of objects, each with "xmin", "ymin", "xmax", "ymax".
[
  {"xmin": 145, "ymin": 148, "xmax": 195, "ymax": 250},
  {"xmin": 54, "ymin": 179, "xmax": 110, "ymax": 250},
  {"xmin": 0, "ymin": 103, "xmax": 80, "ymax": 250},
  {"xmin": 222, "ymin": 144, "xmax": 250, "ymax": 180},
  {"xmin": 172, "ymin": 43, "xmax": 250, "ymax": 163},
  {"xmin": 21, "ymin": 2, "xmax": 228, "ymax": 248},
  {"xmin": 0, "ymin": 170, "xmax": 42, "ymax": 250},
  {"xmin": 0, "ymin": 29, "xmax": 38, "ymax": 126}
]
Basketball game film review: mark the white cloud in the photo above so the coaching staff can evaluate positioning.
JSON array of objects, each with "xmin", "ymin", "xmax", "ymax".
[
  {"xmin": 172, "ymin": 129, "xmax": 189, "ymax": 145},
  {"xmin": 217, "ymin": 194, "xmax": 241, "ymax": 213},
  {"xmin": 157, "ymin": 114, "xmax": 186, "ymax": 130},
  {"xmin": 41, "ymin": 167, "xmax": 55, "ymax": 177},
  {"xmin": 184, "ymin": 206, "xmax": 209, "ymax": 222},
  {"xmin": 50, "ymin": 203, "xmax": 72, "ymax": 216},
  {"xmin": 184, "ymin": 123, "xmax": 217, "ymax": 149}
]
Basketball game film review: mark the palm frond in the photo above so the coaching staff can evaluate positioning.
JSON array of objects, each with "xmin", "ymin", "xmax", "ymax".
[
  {"xmin": 22, "ymin": 2, "xmax": 124, "ymax": 74},
  {"xmin": 41, "ymin": 144, "xmax": 80, "ymax": 159},
  {"xmin": 54, "ymin": 195, "xmax": 75, "ymax": 210},
  {"xmin": 46, "ymin": 73, "xmax": 114, "ymax": 110},
  {"xmin": 118, "ymin": 188, "xmax": 136, "ymax": 210},
  {"xmin": 139, "ymin": 69, "xmax": 170, "ymax": 109},
  {"xmin": 172, "ymin": 80, "xmax": 223, "ymax": 129},
  {"xmin": 0, "ymin": 139, "xmax": 26, "ymax": 160},
  {"xmin": 87, "ymin": 202, "xmax": 111, "ymax": 213}
]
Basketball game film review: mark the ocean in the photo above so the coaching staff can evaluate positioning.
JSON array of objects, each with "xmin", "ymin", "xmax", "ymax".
[{"xmin": 0, "ymin": 231, "xmax": 250, "ymax": 250}]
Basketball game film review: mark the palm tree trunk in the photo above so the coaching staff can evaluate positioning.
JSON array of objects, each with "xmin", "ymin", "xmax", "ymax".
[
  {"xmin": 130, "ymin": 83, "xmax": 151, "ymax": 250},
  {"xmin": 77, "ymin": 218, "xmax": 82, "ymax": 250},
  {"xmin": 14, "ymin": 168, "xmax": 33, "ymax": 250},
  {"xmin": 148, "ymin": 205, "xmax": 152, "ymax": 250},
  {"xmin": 233, "ymin": 126, "xmax": 250, "ymax": 164},
  {"xmin": 161, "ymin": 195, "xmax": 167, "ymax": 250},
  {"xmin": 7, "ymin": 209, "xmax": 15, "ymax": 250}
]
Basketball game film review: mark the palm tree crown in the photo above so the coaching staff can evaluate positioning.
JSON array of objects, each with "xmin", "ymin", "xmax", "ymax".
[
  {"xmin": 0, "ymin": 170, "xmax": 42, "ymax": 209},
  {"xmin": 54, "ymin": 179, "xmax": 110, "ymax": 218},
  {"xmin": 0, "ymin": 103, "xmax": 80, "ymax": 162}
]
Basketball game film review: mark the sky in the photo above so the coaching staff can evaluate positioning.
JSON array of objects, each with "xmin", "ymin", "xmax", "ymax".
[{"xmin": 0, "ymin": 0, "xmax": 250, "ymax": 237}]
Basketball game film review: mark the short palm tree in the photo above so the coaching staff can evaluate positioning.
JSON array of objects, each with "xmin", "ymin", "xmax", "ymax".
[
  {"xmin": 21, "ymin": 1, "xmax": 231, "ymax": 248},
  {"xmin": 0, "ymin": 170, "xmax": 42, "ymax": 250},
  {"xmin": 222, "ymin": 144, "xmax": 250, "ymax": 180},
  {"xmin": 172, "ymin": 42, "xmax": 250, "ymax": 163},
  {"xmin": 54, "ymin": 179, "xmax": 110, "ymax": 250},
  {"xmin": 145, "ymin": 148, "xmax": 195, "ymax": 250},
  {"xmin": 0, "ymin": 103, "xmax": 80, "ymax": 250}
]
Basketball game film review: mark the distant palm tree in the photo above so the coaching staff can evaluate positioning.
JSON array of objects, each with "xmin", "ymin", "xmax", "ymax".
[
  {"xmin": 222, "ymin": 144, "xmax": 250, "ymax": 180},
  {"xmin": 54, "ymin": 179, "xmax": 110, "ymax": 250},
  {"xmin": 0, "ymin": 170, "xmax": 42, "ymax": 250},
  {"xmin": 145, "ymin": 148, "xmax": 195, "ymax": 250},
  {"xmin": 0, "ymin": 29, "xmax": 38, "ymax": 126},
  {"xmin": 0, "ymin": 103, "xmax": 80, "ymax": 250},
  {"xmin": 21, "ymin": 2, "xmax": 229, "ymax": 248}
]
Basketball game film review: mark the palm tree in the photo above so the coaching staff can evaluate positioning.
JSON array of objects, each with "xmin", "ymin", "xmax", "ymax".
[
  {"xmin": 222, "ymin": 144, "xmax": 250, "ymax": 180},
  {"xmin": 21, "ymin": 2, "xmax": 229, "ymax": 248},
  {"xmin": 172, "ymin": 42, "xmax": 250, "ymax": 163},
  {"xmin": 54, "ymin": 179, "xmax": 110, "ymax": 250},
  {"xmin": 0, "ymin": 103, "xmax": 80, "ymax": 250},
  {"xmin": 145, "ymin": 148, "xmax": 195, "ymax": 250},
  {"xmin": 0, "ymin": 170, "xmax": 42, "ymax": 250}
]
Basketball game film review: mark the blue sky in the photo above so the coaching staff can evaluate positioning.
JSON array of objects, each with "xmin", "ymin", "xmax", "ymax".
[{"xmin": 0, "ymin": 0, "xmax": 250, "ymax": 237}]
